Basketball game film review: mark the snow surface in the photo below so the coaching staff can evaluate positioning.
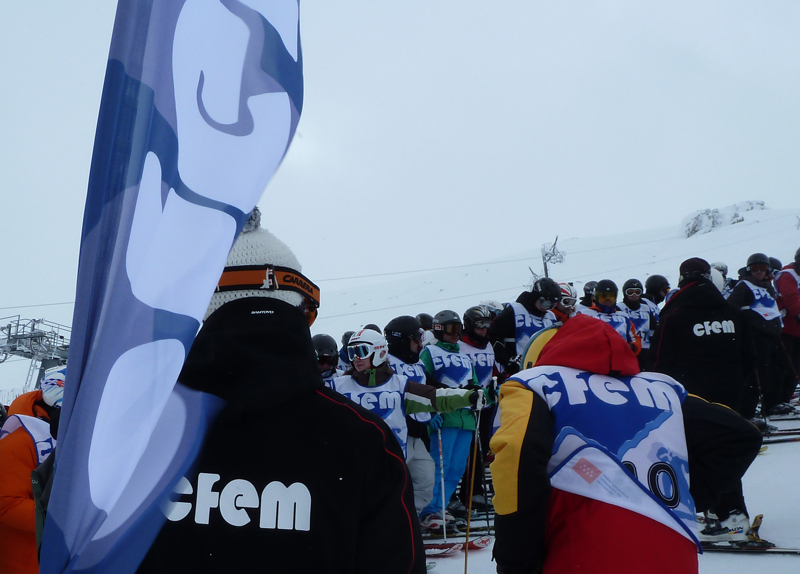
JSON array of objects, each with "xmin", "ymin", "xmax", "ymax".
[{"xmin": 2, "ymin": 203, "xmax": 800, "ymax": 571}]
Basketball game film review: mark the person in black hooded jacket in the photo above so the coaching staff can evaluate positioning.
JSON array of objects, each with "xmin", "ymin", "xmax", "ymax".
[
  {"xmin": 727, "ymin": 253, "xmax": 788, "ymax": 417},
  {"xmin": 650, "ymin": 258, "xmax": 752, "ymax": 415},
  {"xmin": 137, "ymin": 210, "xmax": 425, "ymax": 574}
]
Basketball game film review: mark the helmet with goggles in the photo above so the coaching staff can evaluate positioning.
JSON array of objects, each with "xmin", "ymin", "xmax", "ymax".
[
  {"xmin": 531, "ymin": 277, "xmax": 562, "ymax": 311},
  {"xmin": 432, "ymin": 310, "xmax": 463, "ymax": 341},
  {"xmin": 347, "ymin": 328, "xmax": 389, "ymax": 367},
  {"xmin": 622, "ymin": 278, "xmax": 643, "ymax": 300},
  {"xmin": 312, "ymin": 334, "xmax": 339, "ymax": 372},
  {"xmin": 557, "ymin": 283, "xmax": 578, "ymax": 310},
  {"xmin": 593, "ymin": 279, "xmax": 618, "ymax": 306},
  {"xmin": 463, "ymin": 306, "xmax": 492, "ymax": 346},
  {"xmin": 746, "ymin": 253, "xmax": 770, "ymax": 272}
]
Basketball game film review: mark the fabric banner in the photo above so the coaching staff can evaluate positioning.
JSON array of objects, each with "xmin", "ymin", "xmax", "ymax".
[{"xmin": 40, "ymin": 2, "xmax": 302, "ymax": 572}]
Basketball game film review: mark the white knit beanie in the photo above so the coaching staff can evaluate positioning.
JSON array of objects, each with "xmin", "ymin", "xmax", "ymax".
[{"xmin": 205, "ymin": 208, "xmax": 305, "ymax": 320}]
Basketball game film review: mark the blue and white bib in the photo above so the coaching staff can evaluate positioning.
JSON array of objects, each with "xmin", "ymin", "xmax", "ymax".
[
  {"xmin": 424, "ymin": 344, "xmax": 474, "ymax": 389},
  {"xmin": 330, "ymin": 373, "xmax": 410, "ymax": 456},
  {"xmin": 510, "ymin": 302, "xmax": 557, "ymax": 356},
  {"xmin": 578, "ymin": 307, "xmax": 635, "ymax": 345},
  {"xmin": 388, "ymin": 354, "xmax": 430, "ymax": 423},
  {"xmin": 510, "ymin": 366, "xmax": 699, "ymax": 548},
  {"xmin": 741, "ymin": 280, "xmax": 783, "ymax": 323},
  {"xmin": 458, "ymin": 340, "xmax": 495, "ymax": 389}
]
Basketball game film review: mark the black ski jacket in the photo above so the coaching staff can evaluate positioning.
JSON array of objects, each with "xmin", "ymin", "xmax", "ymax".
[
  {"xmin": 726, "ymin": 274, "xmax": 783, "ymax": 337},
  {"xmin": 490, "ymin": 291, "xmax": 549, "ymax": 372},
  {"xmin": 137, "ymin": 297, "xmax": 425, "ymax": 574},
  {"xmin": 650, "ymin": 280, "xmax": 752, "ymax": 411}
]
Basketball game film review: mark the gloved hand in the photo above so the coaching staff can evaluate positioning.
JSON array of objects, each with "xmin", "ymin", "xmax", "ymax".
[
  {"xmin": 428, "ymin": 413, "xmax": 444, "ymax": 432},
  {"xmin": 470, "ymin": 389, "xmax": 488, "ymax": 410},
  {"xmin": 487, "ymin": 376, "xmax": 498, "ymax": 402}
]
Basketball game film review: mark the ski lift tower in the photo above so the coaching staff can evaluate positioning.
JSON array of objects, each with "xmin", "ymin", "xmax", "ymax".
[
  {"xmin": 0, "ymin": 316, "xmax": 70, "ymax": 393},
  {"xmin": 541, "ymin": 236, "xmax": 566, "ymax": 278}
]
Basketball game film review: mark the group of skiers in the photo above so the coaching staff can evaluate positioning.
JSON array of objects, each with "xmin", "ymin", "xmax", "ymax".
[
  {"xmin": 2, "ymin": 207, "xmax": 799, "ymax": 574},
  {"xmin": 311, "ymin": 248, "xmax": 800, "ymax": 572}
]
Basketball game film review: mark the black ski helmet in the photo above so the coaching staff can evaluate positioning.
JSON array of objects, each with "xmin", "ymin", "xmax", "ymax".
[
  {"xmin": 645, "ymin": 275, "xmax": 670, "ymax": 294},
  {"xmin": 463, "ymin": 306, "xmax": 492, "ymax": 347},
  {"xmin": 594, "ymin": 279, "xmax": 618, "ymax": 296},
  {"xmin": 746, "ymin": 253, "xmax": 770, "ymax": 271},
  {"xmin": 769, "ymin": 257, "xmax": 782, "ymax": 275},
  {"xmin": 416, "ymin": 313, "xmax": 434, "ymax": 331},
  {"xmin": 583, "ymin": 281, "xmax": 598, "ymax": 296},
  {"xmin": 531, "ymin": 277, "xmax": 562, "ymax": 310},
  {"xmin": 312, "ymin": 334, "xmax": 339, "ymax": 374},
  {"xmin": 432, "ymin": 310, "xmax": 462, "ymax": 341},
  {"xmin": 384, "ymin": 315, "xmax": 423, "ymax": 364},
  {"xmin": 341, "ymin": 330, "xmax": 355, "ymax": 348},
  {"xmin": 622, "ymin": 279, "xmax": 643, "ymax": 301},
  {"xmin": 795, "ymin": 246, "xmax": 800, "ymax": 268},
  {"xmin": 363, "ymin": 323, "xmax": 382, "ymax": 334}
]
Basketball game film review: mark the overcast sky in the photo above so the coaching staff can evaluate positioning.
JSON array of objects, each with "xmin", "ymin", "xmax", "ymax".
[{"xmin": 1, "ymin": 1, "xmax": 799, "ymax": 328}]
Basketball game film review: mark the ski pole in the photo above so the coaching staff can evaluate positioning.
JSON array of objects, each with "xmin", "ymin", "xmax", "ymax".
[
  {"xmin": 464, "ymin": 408, "xmax": 482, "ymax": 574},
  {"xmin": 474, "ymin": 412, "xmax": 493, "ymax": 536},
  {"xmin": 438, "ymin": 428, "xmax": 447, "ymax": 543}
]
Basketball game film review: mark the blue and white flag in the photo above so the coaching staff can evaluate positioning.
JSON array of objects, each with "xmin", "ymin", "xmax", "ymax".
[{"xmin": 40, "ymin": 2, "xmax": 302, "ymax": 573}]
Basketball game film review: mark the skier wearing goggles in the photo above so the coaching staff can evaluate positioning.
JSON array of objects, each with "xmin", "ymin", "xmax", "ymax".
[
  {"xmin": 577, "ymin": 279, "xmax": 642, "ymax": 356},
  {"xmin": 488, "ymin": 278, "xmax": 561, "ymax": 374}
]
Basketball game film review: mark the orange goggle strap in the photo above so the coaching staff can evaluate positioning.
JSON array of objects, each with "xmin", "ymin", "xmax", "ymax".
[{"xmin": 217, "ymin": 264, "xmax": 321, "ymax": 311}]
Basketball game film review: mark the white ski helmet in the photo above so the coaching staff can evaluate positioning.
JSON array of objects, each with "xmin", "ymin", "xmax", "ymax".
[
  {"xmin": 347, "ymin": 328, "xmax": 389, "ymax": 367},
  {"xmin": 557, "ymin": 283, "xmax": 578, "ymax": 310}
]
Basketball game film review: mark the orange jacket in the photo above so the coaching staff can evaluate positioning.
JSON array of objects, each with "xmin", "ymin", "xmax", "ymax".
[{"xmin": 0, "ymin": 391, "xmax": 50, "ymax": 574}]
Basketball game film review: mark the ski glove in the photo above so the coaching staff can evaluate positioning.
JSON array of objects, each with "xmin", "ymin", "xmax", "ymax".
[
  {"xmin": 470, "ymin": 389, "xmax": 488, "ymax": 410},
  {"xmin": 428, "ymin": 414, "xmax": 444, "ymax": 432}
]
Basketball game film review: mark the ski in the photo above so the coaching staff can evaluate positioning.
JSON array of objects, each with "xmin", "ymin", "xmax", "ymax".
[
  {"xmin": 424, "ymin": 542, "xmax": 463, "ymax": 557},
  {"xmin": 762, "ymin": 427, "xmax": 800, "ymax": 436},
  {"xmin": 701, "ymin": 513, "xmax": 800, "ymax": 554},
  {"xmin": 463, "ymin": 535, "xmax": 493, "ymax": 550},
  {"xmin": 702, "ymin": 543, "xmax": 800, "ymax": 555},
  {"xmin": 762, "ymin": 435, "xmax": 800, "ymax": 445}
]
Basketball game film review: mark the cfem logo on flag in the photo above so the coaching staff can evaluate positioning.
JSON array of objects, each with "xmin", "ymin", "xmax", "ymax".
[{"xmin": 40, "ymin": 2, "xmax": 302, "ymax": 573}]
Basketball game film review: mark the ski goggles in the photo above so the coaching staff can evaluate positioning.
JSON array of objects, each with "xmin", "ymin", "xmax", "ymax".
[
  {"xmin": 317, "ymin": 355, "xmax": 336, "ymax": 367},
  {"xmin": 560, "ymin": 297, "xmax": 577, "ymax": 308},
  {"xmin": 624, "ymin": 288, "xmax": 642, "ymax": 297},
  {"xmin": 347, "ymin": 343, "xmax": 374, "ymax": 361},
  {"xmin": 472, "ymin": 319, "xmax": 491, "ymax": 330},
  {"xmin": 411, "ymin": 329, "xmax": 424, "ymax": 342},
  {"xmin": 748, "ymin": 264, "xmax": 769, "ymax": 273},
  {"xmin": 435, "ymin": 323, "xmax": 462, "ymax": 336},
  {"xmin": 595, "ymin": 291, "xmax": 617, "ymax": 302},
  {"xmin": 538, "ymin": 297, "xmax": 557, "ymax": 310}
]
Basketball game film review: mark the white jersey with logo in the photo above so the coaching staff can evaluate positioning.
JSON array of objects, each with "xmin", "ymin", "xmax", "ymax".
[
  {"xmin": 509, "ymin": 302, "xmax": 557, "ymax": 356},
  {"xmin": 577, "ymin": 306, "xmax": 636, "ymax": 345},
  {"xmin": 329, "ymin": 372, "xmax": 411, "ymax": 456},
  {"xmin": 321, "ymin": 368, "xmax": 344, "ymax": 389},
  {"xmin": 424, "ymin": 344, "xmax": 475, "ymax": 389},
  {"xmin": 740, "ymin": 280, "xmax": 783, "ymax": 324},
  {"xmin": 388, "ymin": 354, "xmax": 430, "ymax": 423},
  {"xmin": 618, "ymin": 300, "xmax": 658, "ymax": 349},
  {"xmin": 458, "ymin": 340, "xmax": 495, "ymax": 388}
]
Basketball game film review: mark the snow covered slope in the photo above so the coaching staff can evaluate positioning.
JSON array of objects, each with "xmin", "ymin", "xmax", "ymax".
[{"xmin": 310, "ymin": 204, "xmax": 800, "ymax": 342}]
